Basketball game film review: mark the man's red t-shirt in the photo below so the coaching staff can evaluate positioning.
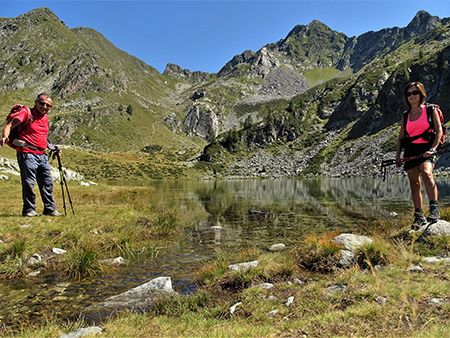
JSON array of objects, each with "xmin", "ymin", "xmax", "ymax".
[{"xmin": 14, "ymin": 107, "xmax": 48, "ymax": 154}]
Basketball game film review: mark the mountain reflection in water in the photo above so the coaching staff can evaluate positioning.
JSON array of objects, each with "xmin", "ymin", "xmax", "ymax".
[{"xmin": 3, "ymin": 177, "xmax": 450, "ymax": 331}]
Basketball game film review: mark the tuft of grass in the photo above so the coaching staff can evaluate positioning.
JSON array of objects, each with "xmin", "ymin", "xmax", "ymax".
[
  {"xmin": 291, "ymin": 230, "xmax": 343, "ymax": 272},
  {"xmin": 64, "ymin": 243, "xmax": 102, "ymax": 280}
]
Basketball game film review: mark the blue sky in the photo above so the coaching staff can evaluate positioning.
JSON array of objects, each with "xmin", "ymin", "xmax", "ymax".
[{"xmin": 2, "ymin": 1, "xmax": 450, "ymax": 74}]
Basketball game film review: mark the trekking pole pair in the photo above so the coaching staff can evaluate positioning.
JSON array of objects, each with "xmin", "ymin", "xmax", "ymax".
[{"xmin": 51, "ymin": 147, "xmax": 75, "ymax": 215}]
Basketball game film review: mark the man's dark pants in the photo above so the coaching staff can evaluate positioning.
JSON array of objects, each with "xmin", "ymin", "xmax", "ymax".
[{"xmin": 17, "ymin": 152, "xmax": 56, "ymax": 215}]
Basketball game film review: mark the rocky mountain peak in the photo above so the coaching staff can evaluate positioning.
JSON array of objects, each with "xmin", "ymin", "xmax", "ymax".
[
  {"xmin": 17, "ymin": 7, "xmax": 60, "ymax": 22},
  {"xmin": 406, "ymin": 10, "xmax": 441, "ymax": 36}
]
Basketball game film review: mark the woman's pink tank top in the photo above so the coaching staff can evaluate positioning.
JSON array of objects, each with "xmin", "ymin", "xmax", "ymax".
[{"xmin": 406, "ymin": 106, "xmax": 429, "ymax": 144}]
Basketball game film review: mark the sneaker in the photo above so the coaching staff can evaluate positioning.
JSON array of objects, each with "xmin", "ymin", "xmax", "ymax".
[
  {"xmin": 22, "ymin": 210, "xmax": 41, "ymax": 217},
  {"xmin": 410, "ymin": 212, "xmax": 427, "ymax": 231},
  {"xmin": 427, "ymin": 205, "xmax": 440, "ymax": 223},
  {"xmin": 43, "ymin": 210, "xmax": 64, "ymax": 216}
]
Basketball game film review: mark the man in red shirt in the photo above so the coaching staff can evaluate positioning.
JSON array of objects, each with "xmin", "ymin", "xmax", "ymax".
[{"xmin": 1, "ymin": 93, "xmax": 63, "ymax": 217}]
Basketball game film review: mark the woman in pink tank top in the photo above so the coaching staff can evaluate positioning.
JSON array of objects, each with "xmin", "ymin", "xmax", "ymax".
[{"xmin": 395, "ymin": 82, "xmax": 442, "ymax": 232}]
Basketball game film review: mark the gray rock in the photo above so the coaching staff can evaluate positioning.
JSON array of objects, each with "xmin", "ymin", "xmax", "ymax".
[
  {"xmin": 422, "ymin": 220, "xmax": 450, "ymax": 237},
  {"xmin": 267, "ymin": 309, "xmax": 278, "ymax": 316},
  {"xmin": 82, "ymin": 277, "xmax": 176, "ymax": 319},
  {"xmin": 105, "ymin": 276, "xmax": 175, "ymax": 303},
  {"xmin": 99, "ymin": 257, "xmax": 126, "ymax": 265},
  {"xmin": 338, "ymin": 249, "xmax": 356, "ymax": 267},
  {"xmin": 332, "ymin": 234, "xmax": 373, "ymax": 251},
  {"xmin": 59, "ymin": 326, "xmax": 103, "ymax": 338},
  {"xmin": 407, "ymin": 265, "xmax": 423, "ymax": 273},
  {"xmin": 324, "ymin": 284, "xmax": 346, "ymax": 296}
]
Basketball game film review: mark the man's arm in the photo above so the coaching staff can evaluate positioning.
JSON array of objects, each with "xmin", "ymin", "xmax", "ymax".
[{"xmin": 0, "ymin": 118, "xmax": 21, "ymax": 147}]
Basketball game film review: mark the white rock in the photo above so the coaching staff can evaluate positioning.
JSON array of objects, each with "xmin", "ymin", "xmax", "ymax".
[
  {"xmin": 59, "ymin": 326, "xmax": 103, "ymax": 338},
  {"xmin": 268, "ymin": 243, "xmax": 285, "ymax": 252},
  {"xmin": 429, "ymin": 298, "xmax": 445, "ymax": 304},
  {"xmin": 268, "ymin": 310, "xmax": 278, "ymax": 316},
  {"xmin": 27, "ymin": 271, "xmax": 41, "ymax": 277},
  {"xmin": 254, "ymin": 283, "xmax": 273, "ymax": 290},
  {"xmin": 228, "ymin": 260, "xmax": 259, "ymax": 271},
  {"xmin": 53, "ymin": 248, "xmax": 67, "ymax": 255},
  {"xmin": 285, "ymin": 296, "xmax": 294, "ymax": 307},
  {"xmin": 230, "ymin": 302, "xmax": 242, "ymax": 315}
]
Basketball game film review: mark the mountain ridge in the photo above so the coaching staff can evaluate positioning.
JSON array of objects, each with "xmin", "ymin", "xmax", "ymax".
[{"xmin": 1, "ymin": 7, "xmax": 450, "ymax": 181}]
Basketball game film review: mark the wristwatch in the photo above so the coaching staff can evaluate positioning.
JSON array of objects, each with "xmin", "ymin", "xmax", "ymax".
[{"xmin": 430, "ymin": 148, "xmax": 436, "ymax": 153}]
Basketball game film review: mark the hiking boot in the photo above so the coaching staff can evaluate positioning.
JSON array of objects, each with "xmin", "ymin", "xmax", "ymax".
[
  {"xmin": 427, "ymin": 205, "xmax": 440, "ymax": 223},
  {"xmin": 43, "ymin": 210, "xmax": 64, "ymax": 216},
  {"xmin": 22, "ymin": 210, "xmax": 41, "ymax": 217},
  {"xmin": 410, "ymin": 212, "xmax": 427, "ymax": 231}
]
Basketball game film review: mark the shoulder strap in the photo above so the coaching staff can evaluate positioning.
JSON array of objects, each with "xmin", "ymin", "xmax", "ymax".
[
  {"xmin": 18, "ymin": 107, "xmax": 33, "ymax": 130},
  {"xmin": 403, "ymin": 111, "xmax": 409, "ymax": 137}
]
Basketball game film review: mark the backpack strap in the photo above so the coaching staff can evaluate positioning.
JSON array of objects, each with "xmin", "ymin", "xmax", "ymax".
[
  {"xmin": 16, "ymin": 106, "xmax": 33, "ymax": 134},
  {"xmin": 402, "ymin": 111, "xmax": 409, "ymax": 137},
  {"xmin": 425, "ymin": 103, "xmax": 435, "ymax": 131}
]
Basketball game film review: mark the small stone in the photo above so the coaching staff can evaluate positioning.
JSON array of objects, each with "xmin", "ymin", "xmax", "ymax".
[
  {"xmin": 407, "ymin": 265, "xmax": 423, "ymax": 273},
  {"xmin": 59, "ymin": 326, "xmax": 103, "ymax": 338},
  {"xmin": 53, "ymin": 248, "xmax": 67, "ymax": 255},
  {"xmin": 27, "ymin": 271, "xmax": 41, "ymax": 277},
  {"xmin": 376, "ymin": 296, "xmax": 386, "ymax": 305},
  {"xmin": 230, "ymin": 302, "xmax": 242, "ymax": 315},
  {"xmin": 268, "ymin": 310, "xmax": 278, "ymax": 316},
  {"xmin": 254, "ymin": 283, "xmax": 273, "ymax": 290},
  {"xmin": 285, "ymin": 296, "xmax": 294, "ymax": 307},
  {"xmin": 429, "ymin": 298, "xmax": 445, "ymax": 304},
  {"xmin": 228, "ymin": 260, "xmax": 259, "ymax": 271},
  {"xmin": 268, "ymin": 243, "xmax": 285, "ymax": 252}
]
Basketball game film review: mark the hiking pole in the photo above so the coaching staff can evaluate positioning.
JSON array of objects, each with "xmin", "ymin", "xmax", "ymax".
[
  {"xmin": 52, "ymin": 147, "xmax": 75, "ymax": 215},
  {"xmin": 380, "ymin": 155, "xmax": 423, "ymax": 182}
]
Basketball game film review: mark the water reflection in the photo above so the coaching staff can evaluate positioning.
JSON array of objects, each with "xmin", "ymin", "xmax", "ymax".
[{"xmin": 3, "ymin": 177, "xmax": 450, "ymax": 331}]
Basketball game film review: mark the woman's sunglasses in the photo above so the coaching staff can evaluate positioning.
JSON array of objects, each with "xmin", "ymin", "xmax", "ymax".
[{"xmin": 406, "ymin": 90, "xmax": 420, "ymax": 97}]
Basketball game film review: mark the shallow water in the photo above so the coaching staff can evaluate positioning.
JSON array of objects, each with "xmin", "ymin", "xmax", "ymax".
[{"xmin": 2, "ymin": 177, "xmax": 450, "ymax": 331}]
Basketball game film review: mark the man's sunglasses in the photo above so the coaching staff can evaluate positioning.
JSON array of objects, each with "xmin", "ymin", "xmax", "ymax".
[
  {"xmin": 406, "ymin": 90, "xmax": 420, "ymax": 97},
  {"xmin": 38, "ymin": 101, "xmax": 52, "ymax": 108}
]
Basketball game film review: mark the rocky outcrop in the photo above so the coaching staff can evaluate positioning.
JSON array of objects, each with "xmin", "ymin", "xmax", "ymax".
[
  {"xmin": 0, "ymin": 155, "xmax": 84, "ymax": 181},
  {"xmin": 183, "ymin": 105, "xmax": 220, "ymax": 140}
]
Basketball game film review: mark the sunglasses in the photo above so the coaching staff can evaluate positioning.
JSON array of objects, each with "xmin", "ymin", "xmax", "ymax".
[
  {"xmin": 38, "ymin": 101, "xmax": 52, "ymax": 108},
  {"xmin": 406, "ymin": 90, "xmax": 420, "ymax": 97}
]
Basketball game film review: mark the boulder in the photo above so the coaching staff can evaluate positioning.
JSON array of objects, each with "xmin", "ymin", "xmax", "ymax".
[
  {"xmin": 422, "ymin": 220, "xmax": 450, "ymax": 237},
  {"xmin": 332, "ymin": 234, "xmax": 373, "ymax": 251},
  {"xmin": 81, "ymin": 277, "xmax": 176, "ymax": 320}
]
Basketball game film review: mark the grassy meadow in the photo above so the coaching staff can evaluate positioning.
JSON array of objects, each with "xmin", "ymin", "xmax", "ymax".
[{"xmin": 1, "ymin": 175, "xmax": 450, "ymax": 337}]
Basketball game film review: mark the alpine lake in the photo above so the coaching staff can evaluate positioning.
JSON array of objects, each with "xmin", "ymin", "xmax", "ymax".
[{"xmin": 2, "ymin": 176, "xmax": 450, "ymax": 332}]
